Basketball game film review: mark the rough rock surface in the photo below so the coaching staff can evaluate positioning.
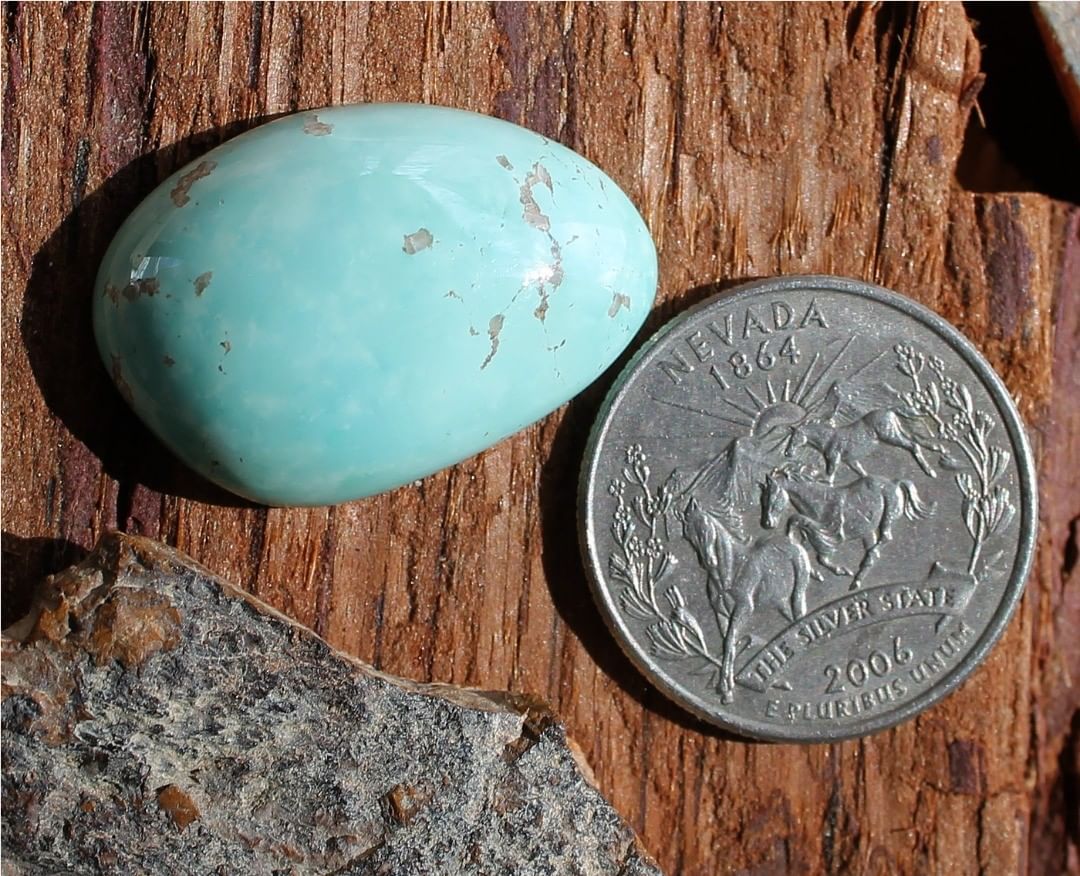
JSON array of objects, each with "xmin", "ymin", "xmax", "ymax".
[{"xmin": 1, "ymin": 533, "xmax": 661, "ymax": 875}]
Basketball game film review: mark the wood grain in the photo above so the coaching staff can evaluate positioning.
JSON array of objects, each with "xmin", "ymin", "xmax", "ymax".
[{"xmin": 3, "ymin": 4, "xmax": 1077, "ymax": 874}]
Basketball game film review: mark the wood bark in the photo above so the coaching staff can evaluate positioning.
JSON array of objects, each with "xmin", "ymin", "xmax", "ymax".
[{"xmin": 2, "ymin": 4, "xmax": 1077, "ymax": 874}]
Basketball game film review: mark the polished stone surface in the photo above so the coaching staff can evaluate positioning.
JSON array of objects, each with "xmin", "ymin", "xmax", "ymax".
[{"xmin": 93, "ymin": 104, "xmax": 657, "ymax": 505}]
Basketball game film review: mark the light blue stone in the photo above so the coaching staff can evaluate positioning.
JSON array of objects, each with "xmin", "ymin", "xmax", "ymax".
[{"xmin": 93, "ymin": 104, "xmax": 657, "ymax": 505}]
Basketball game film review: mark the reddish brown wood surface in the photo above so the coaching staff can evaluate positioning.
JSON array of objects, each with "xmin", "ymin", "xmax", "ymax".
[{"xmin": 3, "ymin": 4, "xmax": 1078, "ymax": 874}]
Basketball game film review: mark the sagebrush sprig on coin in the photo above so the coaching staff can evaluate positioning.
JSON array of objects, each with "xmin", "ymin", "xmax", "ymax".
[
  {"xmin": 894, "ymin": 344, "xmax": 1015, "ymax": 574},
  {"xmin": 608, "ymin": 445, "xmax": 723, "ymax": 676}
]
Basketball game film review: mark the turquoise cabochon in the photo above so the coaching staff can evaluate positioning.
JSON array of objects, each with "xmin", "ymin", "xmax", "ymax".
[{"xmin": 92, "ymin": 104, "xmax": 658, "ymax": 505}]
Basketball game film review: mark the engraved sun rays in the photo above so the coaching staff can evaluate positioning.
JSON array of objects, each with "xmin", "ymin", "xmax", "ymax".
[{"xmin": 647, "ymin": 336, "xmax": 858, "ymax": 435}]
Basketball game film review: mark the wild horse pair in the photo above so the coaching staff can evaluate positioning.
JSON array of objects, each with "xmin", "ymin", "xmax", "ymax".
[{"xmin": 679, "ymin": 464, "xmax": 935, "ymax": 703}]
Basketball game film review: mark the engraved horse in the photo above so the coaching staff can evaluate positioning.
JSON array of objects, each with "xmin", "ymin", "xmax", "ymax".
[
  {"xmin": 763, "ymin": 465, "xmax": 935, "ymax": 590},
  {"xmin": 787, "ymin": 385, "xmax": 943, "ymax": 481},
  {"xmin": 679, "ymin": 497, "xmax": 819, "ymax": 703}
]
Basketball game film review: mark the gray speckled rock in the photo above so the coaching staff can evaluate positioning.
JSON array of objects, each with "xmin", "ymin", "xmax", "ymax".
[{"xmin": 1, "ymin": 533, "xmax": 661, "ymax": 876}]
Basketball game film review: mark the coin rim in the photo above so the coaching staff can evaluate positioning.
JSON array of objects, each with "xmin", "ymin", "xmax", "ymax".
[{"xmin": 578, "ymin": 274, "xmax": 1038, "ymax": 742}]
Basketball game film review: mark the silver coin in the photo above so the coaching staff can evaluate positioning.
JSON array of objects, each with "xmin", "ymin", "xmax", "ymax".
[{"xmin": 579, "ymin": 275, "xmax": 1037, "ymax": 741}]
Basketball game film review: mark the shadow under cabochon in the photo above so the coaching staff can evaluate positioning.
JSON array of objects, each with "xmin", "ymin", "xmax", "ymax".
[{"xmin": 93, "ymin": 104, "xmax": 658, "ymax": 506}]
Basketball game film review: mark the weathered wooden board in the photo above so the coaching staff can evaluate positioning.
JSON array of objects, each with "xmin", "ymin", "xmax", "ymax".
[{"xmin": 3, "ymin": 4, "xmax": 1077, "ymax": 874}]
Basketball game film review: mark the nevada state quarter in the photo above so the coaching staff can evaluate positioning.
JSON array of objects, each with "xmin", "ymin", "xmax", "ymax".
[{"xmin": 579, "ymin": 276, "xmax": 1036, "ymax": 741}]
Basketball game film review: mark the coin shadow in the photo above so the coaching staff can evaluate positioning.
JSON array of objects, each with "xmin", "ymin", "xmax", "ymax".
[
  {"xmin": 18, "ymin": 115, "xmax": 294, "ymax": 508},
  {"xmin": 539, "ymin": 280, "xmax": 769, "ymax": 742}
]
